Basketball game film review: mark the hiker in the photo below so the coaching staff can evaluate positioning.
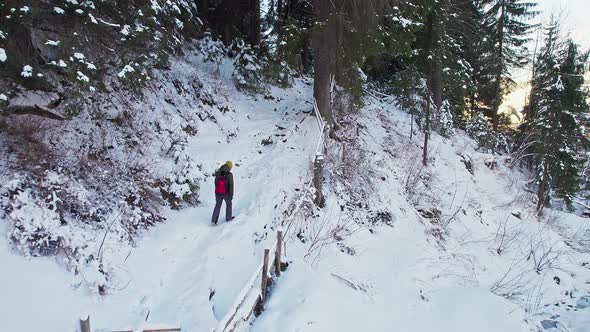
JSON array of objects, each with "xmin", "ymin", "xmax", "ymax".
[{"xmin": 211, "ymin": 161, "xmax": 235, "ymax": 225}]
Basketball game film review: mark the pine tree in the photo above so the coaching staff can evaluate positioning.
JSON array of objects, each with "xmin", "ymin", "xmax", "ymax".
[
  {"xmin": 263, "ymin": 0, "xmax": 314, "ymax": 86},
  {"xmin": 413, "ymin": 0, "xmax": 443, "ymax": 165},
  {"xmin": 413, "ymin": 0, "xmax": 467, "ymax": 164},
  {"xmin": 445, "ymin": 0, "xmax": 488, "ymax": 124},
  {"xmin": 481, "ymin": 0, "xmax": 538, "ymax": 130},
  {"xmin": 528, "ymin": 21, "xmax": 589, "ymax": 212}
]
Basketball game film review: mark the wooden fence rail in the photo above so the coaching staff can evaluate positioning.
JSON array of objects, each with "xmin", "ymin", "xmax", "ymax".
[
  {"xmin": 215, "ymin": 230, "xmax": 284, "ymax": 332},
  {"xmin": 77, "ymin": 229, "xmax": 282, "ymax": 332},
  {"xmin": 312, "ymin": 99, "xmax": 327, "ymax": 207},
  {"xmin": 78, "ymin": 314, "xmax": 181, "ymax": 332}
]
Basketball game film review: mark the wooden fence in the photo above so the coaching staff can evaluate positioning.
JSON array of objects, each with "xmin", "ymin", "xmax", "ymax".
[
  {"xmin": 77, "ymin": 231, "xmax": 284, "ymax": 332},
  {"xmin": 214, "ymin": 230, "xmax": 285, "ymax": 332},
  {"xmin": 216, "ymin": 98, "xmax": 327, "ymax": 331}
]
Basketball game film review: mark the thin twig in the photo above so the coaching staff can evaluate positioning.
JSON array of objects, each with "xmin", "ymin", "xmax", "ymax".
[{"xmin": 97, "ymin": 210, "xmax": 124, "ymax": 260}]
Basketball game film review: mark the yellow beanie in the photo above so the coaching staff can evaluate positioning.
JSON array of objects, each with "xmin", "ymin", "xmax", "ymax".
[{"xmin": 225, "ymin": 160, "xmax": 233, "ymax": 169}]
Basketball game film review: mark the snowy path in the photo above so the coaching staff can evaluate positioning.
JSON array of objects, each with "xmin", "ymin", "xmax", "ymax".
[
  {"xmin": 0, "ymin": 85, "xmax": 318, "ymax": 331},
  {"xmin": 137, "ymin": 97, "xmax": 318, "ymax": 329},
  {"xmin": 99, "ymin": 92, "xmax": 318, "ymax": 330}
]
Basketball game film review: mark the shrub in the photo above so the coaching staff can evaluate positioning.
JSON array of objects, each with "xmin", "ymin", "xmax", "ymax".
[
  {"xmin": 466, "ymin": 113, "xmax": 510, "ymax": 154},
  {"xmin": 230, "ymin": 39, "xmax": 264, "ymax": 93}
]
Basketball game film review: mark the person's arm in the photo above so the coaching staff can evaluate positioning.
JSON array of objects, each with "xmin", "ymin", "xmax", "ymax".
[
  {"xmin": 212, "ymin": 170, "xmax": 219, "ymax": 188},
  {"xmin": 228, "ymin": 173, "xmax": 234, "ymax": 198}
]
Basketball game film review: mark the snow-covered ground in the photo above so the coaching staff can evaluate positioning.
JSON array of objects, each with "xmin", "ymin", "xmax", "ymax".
[
  {"xmin": 1, "ymin": 54, "xmax": 589, "ymax": 332},
  {"xmin": 253, "ymin": 99, "xmax": 590, "ymax": 332},
  {"xmin": 0, "ymin": 56, "xmax": 319, "ymax": 331}
]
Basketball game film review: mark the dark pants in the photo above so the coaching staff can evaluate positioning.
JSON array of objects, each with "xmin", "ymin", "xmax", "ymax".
[{"xmin": 212, "ymin": 194, "xmax": 232, "ymax": 223}]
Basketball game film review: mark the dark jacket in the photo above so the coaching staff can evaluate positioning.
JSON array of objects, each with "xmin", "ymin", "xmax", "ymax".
[{"xmin": 215, "ymin": 164, "xmax": 234, "ymax": 198}]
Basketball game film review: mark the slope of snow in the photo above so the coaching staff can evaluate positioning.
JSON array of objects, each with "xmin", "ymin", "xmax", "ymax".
[
  {"xmin": 253, "ymin": 98, "xmax": 590, "ymax": 332},
  {"xmin": 1, "ymin": 54, "xmax": 588, "ymax": 332},
  {"xmin": 0, "ymin": 55, "xmax": 319, "ymax": 331}
]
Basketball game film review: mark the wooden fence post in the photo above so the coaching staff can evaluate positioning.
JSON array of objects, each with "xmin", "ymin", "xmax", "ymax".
[
  {"xmin": 80, "ymin": 315, "xmax": 91, "ymax": 332},
  {"xmin": 313, "ymin": 154, "xmax": 324, "ymax": 207},
  {"xmin": 274, "ymin": 231, "xmax": 283, "ymax": 277},
  {"xmin": 261, "ymin": 249, "xmax": 270, "ymax": 302}
]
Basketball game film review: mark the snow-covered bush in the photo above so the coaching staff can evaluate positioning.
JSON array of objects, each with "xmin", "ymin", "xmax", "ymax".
[
  {"xmin": 0, "ymin": 66, "xmax": 211, "ymax": 292},
  {"xmin": 432, "ymin": 100, "xmax": 455, "ymax": 138},
  {"xmin": 466, "ymin": 113, "xmax": 510, "ymax": 154},
  {"xmin": 0, "ymin": 0, "xmax": 200, "ymax": 112},
  {"xmin": 263, "ymin": 49, "xmax": 292, "ymax": 88},
  {"xmin": 196, "ymin": 31, "xmax": 226, "ymax": 74},
  {"xmin": 389, "ymin": 69, "xmax": 428, "ymax": 130},
  {"xmin": 116, "ymin": 62, "xmax": 153, "ymax": 95},
  {"xmin": 230, "ymin": 39, "xmax": 264, "ymax": 92},
  {"xmin": 0, "ymin": 91, "xmax": 8, "ymax": 108},
  {"xmin": 6, "ymin": 183, "xmax": 70, "ymax": 257},
  {"xmin": 159, "ymin": 139, "xmax": 202, "ymax": 209}
]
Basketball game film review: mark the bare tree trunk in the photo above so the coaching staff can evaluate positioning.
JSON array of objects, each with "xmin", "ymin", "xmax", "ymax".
[
  {"xmin": 492, "ymin": 0, "xmax": 505, "ymax": 131},
  {"xmin": 421, "ymin": 10, "xmax": 436, "ymax": 167},
  {"xmin": 492, "ymin": 70, "xmax": 502, "ymax": 130},
  {"xmin": 525, "ymin": 30, "xmax": 541, "ymax": 123},
  {"xmin": 277, "ymin": 0, "xmax": 284, "ymax": 34},
  {"xmin": 302, "ymin": 42, "xmax": 312, "ymax": 72},
  {"xmin": 432, "ymin": 59, "xmax": 443, "ymax": 112},
  {"xmin": 277, "ymin": 0, "xmax": 283, "ymax": 18},
  {"xmin": 424, "ymin": 59, "xmax": 441, "ymax": 165},
  {"xmin": 423, "ymin": 96, "xmax": 431, "ymax": 166},
  {"xmin": 197, "ymin": 0, "xmax": 209, "ymax": 21},
  {"xmin": 313, "ymin": 0, "xmax": 333, "ymax": 125},
  {"xmin": 249, "ymin": 0, "xmax": 261, "ymax": 45},
  {"xmin": 536, "ymin": 165, "xmax": 548, "ymax": 215},
  {"xmin": 469, "ymin": 92, "xmax": 476, "ymax": 119},
  {"xmin": 410, "ymin": 106, "xmax": 414, "ymax": 142}
]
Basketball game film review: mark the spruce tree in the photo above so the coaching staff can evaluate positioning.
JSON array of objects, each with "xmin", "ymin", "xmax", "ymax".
[
  {"xmin": 413, "ymin": 0, "xmax": 469, "ymax": 164},
  {"xmin": 528, "ymin": 21, "xmax": 589, "ymax": 212},
  {"xmin": 443, "ymin": 0, "xmax": 484, "ymax": 125},
  {"xmin": 481, "ymin": 0, "xmax": 538, "ymax": 130}
]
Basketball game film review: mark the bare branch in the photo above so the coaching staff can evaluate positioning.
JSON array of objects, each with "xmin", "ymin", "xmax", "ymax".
[{"xmin": 2, "ymin": 104, "xmax": 65, "ymax": 121}]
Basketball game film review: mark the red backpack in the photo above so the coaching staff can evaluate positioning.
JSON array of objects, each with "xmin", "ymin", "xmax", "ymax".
[{"xmin": 215, "ymin": 173, "xmax": 227, "ymax": 195}]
